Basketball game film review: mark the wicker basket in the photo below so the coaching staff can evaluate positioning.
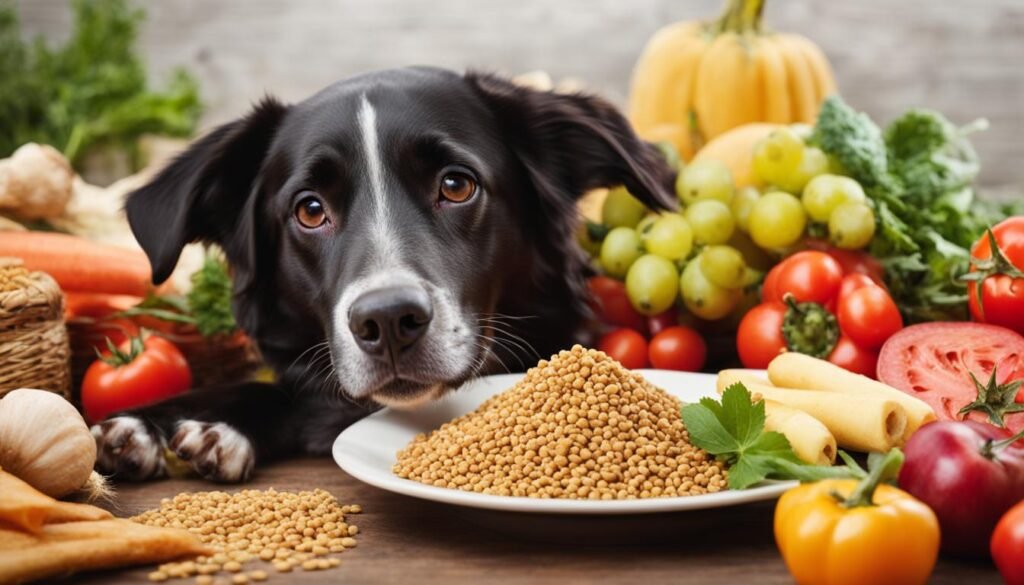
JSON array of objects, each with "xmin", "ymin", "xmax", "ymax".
[
  {"xmin": 160, "ymin": 328, "xmax": 262, "ymax": 388},
  {"xmin": 0, "ymin": 258, "xmax": 71, "ymax": 398}
]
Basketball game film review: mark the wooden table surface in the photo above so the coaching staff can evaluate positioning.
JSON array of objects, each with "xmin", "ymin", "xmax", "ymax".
[{"xmin": 71, "ymin": 458, "xmax": 1000, "ymax": 585}]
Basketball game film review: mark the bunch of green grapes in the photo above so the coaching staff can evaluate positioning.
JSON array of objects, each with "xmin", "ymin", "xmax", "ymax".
[
  {"xmin": 582, "ymin": 160, "xmax": 759, "ymax": 321},
  {"xmin": 753, "ymin": 127, "xmax": 876, "ymax": 250}
]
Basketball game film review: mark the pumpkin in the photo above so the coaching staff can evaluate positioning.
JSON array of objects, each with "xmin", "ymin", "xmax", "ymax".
[
  {"xmin": 692, "ymin": 122, "xmax": 781, "ymax": 188},
  {"xmin": 628, "ymin": 0, "xmax": 836, "ymax": 160}
]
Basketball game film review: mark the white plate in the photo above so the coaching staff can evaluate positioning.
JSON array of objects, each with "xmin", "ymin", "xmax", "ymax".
[{"xmin": 333, "ymin": 370, "xmax": 795, "ymax": 514}]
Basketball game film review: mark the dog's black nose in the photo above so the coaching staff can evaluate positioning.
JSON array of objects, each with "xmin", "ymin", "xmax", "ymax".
[{"xmin": 348, "ymin": 286, "xmax": 433, "ymax": 361}]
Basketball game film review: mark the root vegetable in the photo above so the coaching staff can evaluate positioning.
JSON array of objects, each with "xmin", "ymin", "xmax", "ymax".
[
  {"xmin": 717, "ymin": 370, "xmax": 907, "ymax": 453},
  {"xmin": 0, "ymin": 143, "xmax": 74, "ymax": 220},
  {"xmin": 0, "ymin": 389, "xmax": 97, "ymax": 498},
  {"xmin": 768, "ymin": 352, "xmax": 935, "ymax": 439}
]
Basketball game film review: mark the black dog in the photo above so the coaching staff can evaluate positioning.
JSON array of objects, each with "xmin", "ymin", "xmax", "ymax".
[{"xmin": 91, "ymin": 67, "xmax": 674, "ymax": 482}]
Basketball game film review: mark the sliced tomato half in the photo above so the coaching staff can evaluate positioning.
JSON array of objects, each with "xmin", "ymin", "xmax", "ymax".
[{"xmin": 877, "ymin": 322, "xmax": 1024, "ymax": 428}]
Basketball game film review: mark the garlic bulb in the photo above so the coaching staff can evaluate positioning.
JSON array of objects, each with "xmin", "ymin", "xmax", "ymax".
[{"xmin": 0, "ymin": 388, "xmax": 96, "ymax": 498}]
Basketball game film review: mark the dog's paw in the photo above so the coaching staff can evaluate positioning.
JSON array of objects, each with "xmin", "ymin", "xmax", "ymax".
[
  {"xmin": 169, "ymin": 420, "xmax": 255, "ymax": 483},
  {"xmin": 91, "ymin": 416, "xmax": 167, "ymax": 481}
]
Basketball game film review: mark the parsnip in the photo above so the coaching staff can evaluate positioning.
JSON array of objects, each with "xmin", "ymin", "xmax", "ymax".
[
  {"xmin": 767, "ymin": 353, "xmax": 935, "ymax": 439},
  {"xmin": 763, "ymin": 400, "xmax": 836, "ymax": 465},
  {"xmin": 717, "ymin": 370, "xmax": 907, "ymax": 453}
]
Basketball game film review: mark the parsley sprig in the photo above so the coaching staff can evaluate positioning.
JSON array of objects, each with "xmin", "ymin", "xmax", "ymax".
[{"xmin": 681, "ymin": 383, "xmax": 869, "ymax": 489}]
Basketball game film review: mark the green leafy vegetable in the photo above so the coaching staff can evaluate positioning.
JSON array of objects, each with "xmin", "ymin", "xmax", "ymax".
[
  {"xmin": 0, "ymin": 0, "xmax": 201, "ymax": 166},
  {"xmin": 812, "ymin": 95, "xmax": 1024, "ymax": 322},
  {"xmin": 681, "ymin": 383, "xmax": 866, "ymax": 489},
  {"xmin": 187, "ymin": 254, "xmax": 237, "ymax": 337}
]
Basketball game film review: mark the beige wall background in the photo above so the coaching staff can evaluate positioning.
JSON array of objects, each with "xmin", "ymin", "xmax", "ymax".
[{"xmin": 17, "ymin": 0, "xmax": 1024, "ymax": 188}]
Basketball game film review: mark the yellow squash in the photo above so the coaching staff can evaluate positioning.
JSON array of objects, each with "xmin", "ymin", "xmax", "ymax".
[{"xmin": 628, "ymin": 0, "xmax": 836, "ymax": 160}]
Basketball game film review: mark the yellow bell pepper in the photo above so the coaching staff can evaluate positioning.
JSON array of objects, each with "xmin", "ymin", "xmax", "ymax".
[{"xmin": 774, "ymin": 450, "xmax": 939, "ymax": 585}]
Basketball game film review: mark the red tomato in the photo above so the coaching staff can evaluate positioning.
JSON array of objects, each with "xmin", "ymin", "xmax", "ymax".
[
  {"xmin": 736, "ymin": 302, "xmax": 787, "ymax": 369},
  {"xmin": 877, "ymin": 323, "xmax": 1024, "ymax": 426},
  {"xmin": 805, "ymin": 239, "xmax": 885, "ymax": 284},
  {"xmin": 588, "ymin": 276, "xmax": 646, "ymax": 332},
  {"xmin": 648, "ymin": 326, "xmax": 706, "ymax": 371},
  {"xmin": 837, "ymin": 273, "xmax": 877, "ymax": 307},
  {"xmin": 837, "ymin": 285, "xmax": 903, "ymax": 350},
  {"xmin": 82, "ymin": 336, "xmax": 192, "ymax": 423},
  {"xmin": 598, "ymin": 328, "xmax": 649, "ymax": 369},
  {"xmin": 761, "ymin": 263, "xmax": 783, "ymax": 302},
  {"xmin": 767, "ymin": 251, "xmax": 844, "ymax": 305},
  {"xmin": 646, "ymin": 310, "xmax": 677, "ymax": 337},
  {"xmin": 827, "ymin": 336, "xmax": 878, "ymax": 377},
  {"xmin": 968, "ymin": 217, "xmax": 1024, "ymax": 335},
  {"xmin": 993, "ymin": 500, "xmax": 1024, "ymax": 585}
]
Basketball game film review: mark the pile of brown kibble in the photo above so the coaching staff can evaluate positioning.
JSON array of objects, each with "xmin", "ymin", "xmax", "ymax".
[
  {"xmin": 394, "ymin": 345, "xmax": 727, "ymax": 499},
  {"xmin": 132, "ymin": 488, "xmax": 361, "ymax": 583}
]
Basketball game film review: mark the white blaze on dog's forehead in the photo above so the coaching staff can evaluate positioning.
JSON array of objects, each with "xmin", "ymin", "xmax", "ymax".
[{"xmin": 356, "ymin": 93, "xmax": 400, "ymax": 268}]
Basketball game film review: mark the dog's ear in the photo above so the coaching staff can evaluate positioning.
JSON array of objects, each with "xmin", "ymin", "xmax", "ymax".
[
  {"xmin": 465, "ymin": 72, "xmax": 676, "ymax": 213},
  {"xmin": 125, "ymin": 98, "xmax": 289, "ymax": 284}
]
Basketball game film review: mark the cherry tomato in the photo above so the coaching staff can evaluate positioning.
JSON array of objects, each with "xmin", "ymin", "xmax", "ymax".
[
  {"xmin": 588, "ymin": 276, "xmax": 646, "ymax": 332},
  {"xmin": 82, "ymin": 335, "xmax": 192, "ymax": 423},
  {"xmin": 837, "ymin": 285, "xmax": 903, "ymax": 350},
  {"xmin": 762, "ymin": 263, "xmax": 783, "ymax": 302},
  {"xmin": 827, "ymin": 336, "xmax": 879, "ymax": 378},
  {"xmin": 968, "ymin": 217, "xmax": 1024, "ymax": 335},
  {"xmin": 805, "ymin": 239, "xmax": 885, "ymax": 284},
  {"xmin": 646, "ymin": 310, "xmax": 678, "ymax": 337},
  {"xmin": 598, "ymin": 328, "xmax": 649, "ymax": 369},
  {"xmin": 766, "ymin": 251, "xmax": 844, "ymax": 304},
  {"xmin": 837, "ymin": 273, "xmax": 877, "ymax": 307},
  {"xmin": 736, "ymin": 302, "xmax": 787, "ymax": 369},
  {"xmin": 993, "ymin": 500, "xmax": 1024, "ymax": 585},
  {"xmin": 648, "ymin": 326, "xmax": 706, "ymax": 371}
]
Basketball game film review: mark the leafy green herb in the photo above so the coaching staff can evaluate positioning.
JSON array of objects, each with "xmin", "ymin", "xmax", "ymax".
[
  {"xmin": 187, "ymin": 254, "xmax": 237, "ymax": 337},
  {"xmin": 812, "ymin": 95, "xmax": 1024, "ymax": 322},
  {"xmin": 681, "ymin": 383, "xmax": 865, "ymax": 489},
  {"xmin": 0, "ymin": 0, "xmax": 201, "ymax": 166}
]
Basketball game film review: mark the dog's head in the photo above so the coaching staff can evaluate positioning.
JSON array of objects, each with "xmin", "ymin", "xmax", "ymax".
[{"xmin": 126, "ymin": 67, "xmax": 673, "ymax": 408}]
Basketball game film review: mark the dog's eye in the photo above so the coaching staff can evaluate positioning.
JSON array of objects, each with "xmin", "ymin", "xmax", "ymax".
[
  {"xmin": 295, "ymin": 195, "xmax": 328, "ymax": 229},
  {"xmin": 439, "ymin": 173, "xmax": 476, "ymax": 203}
]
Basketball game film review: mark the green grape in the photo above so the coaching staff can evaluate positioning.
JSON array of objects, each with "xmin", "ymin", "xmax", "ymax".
[
  {"xmin": 602, "ymin": 186, "xmax": 647, "ymax": 228},
  {"xmin": 676, "ymin": 159, "xmax": 735, "ymax": 205},
  {"xmin": 626, "ymin": 254, "xmax": 680, "ymax": 315},
  {"xmin": 685, "ymin": 199, "xmax": 735, "ymax": 245},
  {"xmin": 680, "ymin": 260, "xmax": 742, "ymax": 320},
  {"xmin": 654, "ymin": 141, "xmax": 683, "ymax": 171},
  {"xmin": 699, "ymin": 245, "xmax": 747, "ymax": 290},
  {"xmin": 776, "ymin": 146, "xmax": 830, "ymax": 194},
  {"xmin": 828, "ymin": 201, "xmax": 876, "ymax": 250},
  {"xmin": 748, "ymin": 191, "xmax": 807, "ymax": 249},
  {"xmin": 643, "ymin": 213, "xmax": 694, "ymax": 261},
  {"xmin": 600, "ymin": 227, "xmax": 644, "ymax": 278},
  {"xmin": 636, "ymin": 213, "xmax": 660, "ymax": 236},
  {"xmin": 752, "ymin": 127, "xmax": 805, "ymax": 187},
  {"xmin": 576, "ymin": 221, "xmax": 606, "ymax": 258},
  {"xmin": 730, "ymin": 186, "xmax": 760, "ymax": 233},
  {"xmin": 801, "ymin": 174, "xmax": 867, "ymax": 222}
]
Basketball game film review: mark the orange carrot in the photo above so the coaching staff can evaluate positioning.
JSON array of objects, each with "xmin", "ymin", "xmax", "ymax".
[{"xmin": 0, "ymin": 232, "xmax": 157, "ymax": 297}]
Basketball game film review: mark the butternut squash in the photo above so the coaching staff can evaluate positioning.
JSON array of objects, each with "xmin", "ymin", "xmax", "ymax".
[{"xmin": 628, "ymin": 0, "xmax": 836, "ymax": 160}]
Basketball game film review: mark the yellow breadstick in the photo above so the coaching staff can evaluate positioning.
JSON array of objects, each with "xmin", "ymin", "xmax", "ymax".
[
  {"xmin": 717, "ymin": 370, "xmax": 907, "ymax": 453},
  {"xmin": 767, "ymin": 352, "xmax": 936, "ymax": 440}
]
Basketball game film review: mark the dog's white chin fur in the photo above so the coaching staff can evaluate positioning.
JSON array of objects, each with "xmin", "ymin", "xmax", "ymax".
[{"xmin": 373, "ymin": 383, "xmax": 446, "ymax": 409}]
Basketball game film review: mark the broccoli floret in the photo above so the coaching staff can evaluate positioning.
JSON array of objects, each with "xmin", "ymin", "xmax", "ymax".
[
  {"xmin": 885, "ymin": 109, "xmax": 983, "ymax": 207},
  {"xmin": 813, "ymin": 95, "xmax": 889, "ymax": 188}
]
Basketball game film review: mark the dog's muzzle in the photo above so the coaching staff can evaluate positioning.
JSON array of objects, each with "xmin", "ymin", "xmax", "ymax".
[{"xmin": 347, "ymin": 285, "xmax": 433, "ymax": 363}]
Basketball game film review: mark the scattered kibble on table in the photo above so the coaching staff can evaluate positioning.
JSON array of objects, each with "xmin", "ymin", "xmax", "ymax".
[{"xmin": 133, "ymin": 488, "xmax": 363, "ymax": 581}]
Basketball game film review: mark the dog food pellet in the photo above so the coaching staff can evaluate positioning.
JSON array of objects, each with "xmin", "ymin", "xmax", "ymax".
[
  {"xmin": 395, "ymin": 345, "xmax": 727, "ymax": 499},
  {"xmin": 133, "ymin": 488, "xmax": 362, "ymax": 581},
  {"xmin": 301, "ymin": 560, "xmax": 320, "ymax": 571}
]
